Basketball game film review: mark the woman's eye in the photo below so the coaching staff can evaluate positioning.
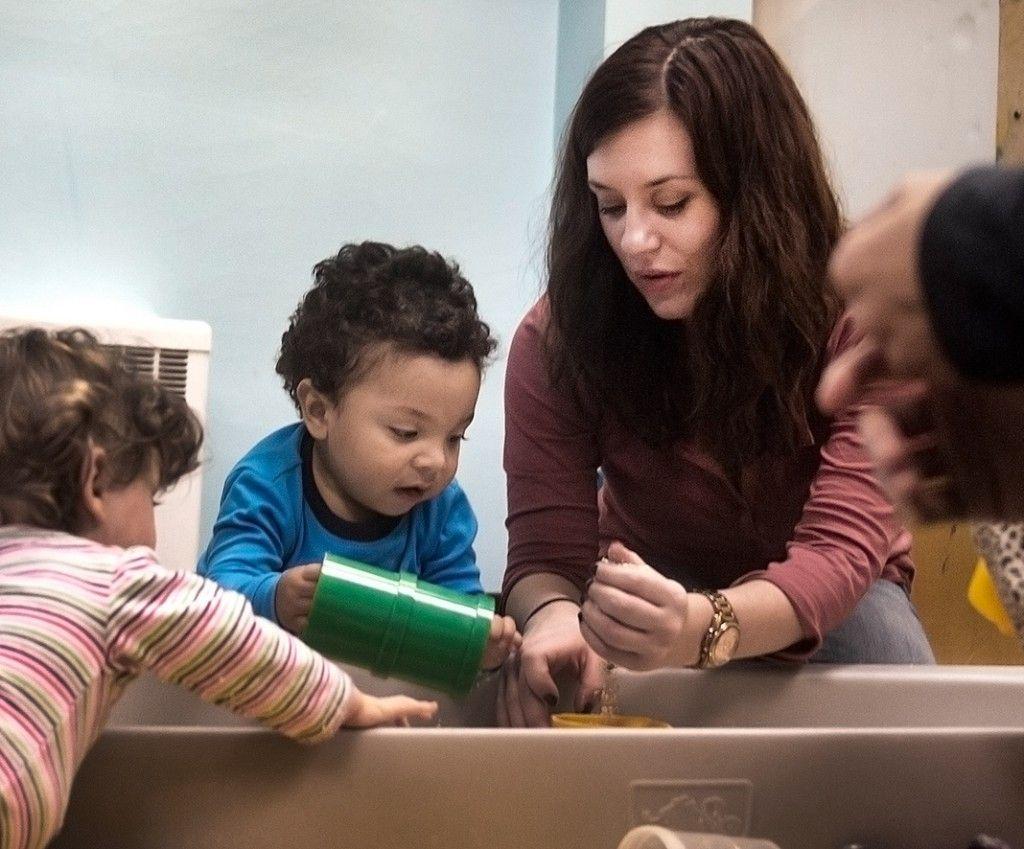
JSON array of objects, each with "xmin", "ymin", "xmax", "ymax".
[
  {"xmin": 597, "ymin": 202, "xmax": 625, "ymax": 218},
  {"xmin": 390, "ymin": 427, "xmax": 417, "ymax": 440},
  {"xmin": 657, "ymin": 197, "xmax": 690, "ymax": 215}
]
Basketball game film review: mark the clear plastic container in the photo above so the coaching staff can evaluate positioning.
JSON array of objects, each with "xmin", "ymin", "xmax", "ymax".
[{"xmin": 617, "ymin": 826, "xmax": 780, "ymax": 849}]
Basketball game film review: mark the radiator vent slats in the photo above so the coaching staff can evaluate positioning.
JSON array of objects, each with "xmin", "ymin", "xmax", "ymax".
[{"xmin": 103, "ymin": 345, "xmax": 189, "ymax": 397}]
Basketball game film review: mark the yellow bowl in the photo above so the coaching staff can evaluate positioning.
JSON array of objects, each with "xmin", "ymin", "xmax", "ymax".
[{"xmin": 550, "ymin": 712, "xmax": 670, "ymax": 729}]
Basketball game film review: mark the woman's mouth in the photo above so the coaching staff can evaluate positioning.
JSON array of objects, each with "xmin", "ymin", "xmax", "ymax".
[{"xmin": 634, "ymin": 270, "xmax": 680, "ymax": 295}]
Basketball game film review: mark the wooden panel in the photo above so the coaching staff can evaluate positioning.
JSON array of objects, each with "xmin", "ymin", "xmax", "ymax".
[
  {"xmin": 998, "ymin": 0, "xmax": 1024, "ymax": 163},
  {"xmin": 910, "ymin": 0, "xmax": 1024, "ymax": 664},
  {"xmin": 911, "ymin": 523, "xmax": 1024, "ymax": 664}
]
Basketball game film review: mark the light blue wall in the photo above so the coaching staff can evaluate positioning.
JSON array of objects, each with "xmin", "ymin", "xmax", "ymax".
[
  {"xmin": 553, "ymin": 0, "xmax": 605, "ymax": 146},
  {"xmin": 0, "ymin": 0, "xmax": 753, "ymax": 591},
  {"xmin": 0, "ymin": 1, "xmax": 558, "ymax": 590}
]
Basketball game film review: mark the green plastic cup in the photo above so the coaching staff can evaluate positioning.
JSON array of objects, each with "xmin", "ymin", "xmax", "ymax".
[{"xmin": 302, "ymin": 553, "xmax": 494, "ymax": 696}]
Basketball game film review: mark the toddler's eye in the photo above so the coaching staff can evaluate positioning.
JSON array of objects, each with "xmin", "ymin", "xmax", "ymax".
[
  {"xmin": 390, "ymin": 427, "xmax": 417, "ymax": 440},
  {"xmin": 448, "ymin": 434, "xmax": 467, "ymax": 445}
]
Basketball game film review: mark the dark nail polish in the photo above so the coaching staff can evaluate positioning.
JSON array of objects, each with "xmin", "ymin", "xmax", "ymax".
[
  {"xmin": 544, "ymin": 693, "xmax": 558, "ymax": 708},
  {"xmin": 582, "ymin": 700, "xmax": 596, "ymax": 714},
  {"xmin": 577, "ymin": 611, "xmax": 584, "ymax": 623}
]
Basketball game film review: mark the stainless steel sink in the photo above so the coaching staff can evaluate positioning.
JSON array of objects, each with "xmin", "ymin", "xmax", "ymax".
[{"xmin": 52, "ymin": 665, "xmax": 1024, "ymax": 849}]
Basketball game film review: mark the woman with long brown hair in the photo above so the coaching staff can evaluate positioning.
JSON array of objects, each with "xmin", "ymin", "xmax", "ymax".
[{"xmin": 499, "ymin": 17, "xmax": 933, "ymax": 727}]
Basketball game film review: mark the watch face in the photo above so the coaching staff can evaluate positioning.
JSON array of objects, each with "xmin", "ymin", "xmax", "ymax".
[{"xmin": 710, "ymin": 624, "xmax": 741, "ymax": 666}]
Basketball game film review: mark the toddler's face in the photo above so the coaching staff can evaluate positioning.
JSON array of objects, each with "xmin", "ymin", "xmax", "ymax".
[{"xmin": 312, "ymin": 349, "xmax": 481, "ymax": 522}]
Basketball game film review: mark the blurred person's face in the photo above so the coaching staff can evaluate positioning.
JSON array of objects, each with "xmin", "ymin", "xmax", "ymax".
[
  {"xmin": 587, "ymin": 108, "xmax": 721, "ymax": 321},
  {"xmin": 300, "ymin": 346, "xmax": 480, "ymax": 523}
]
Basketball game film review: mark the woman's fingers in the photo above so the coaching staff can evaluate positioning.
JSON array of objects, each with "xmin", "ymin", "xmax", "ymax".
[
  {"xmin": 495, "ymin": 664, "xmax": 510, "ymax": 726},
  {"xmin": 606, "ymin": 540, "xmax": 644, "ymax": 565},
  {"xmin": 499, "ymin": 657, "xmax": 528, "ymax": 727},
  {"xmin": 497, "ymin": 651, "xmax": 552, "ymax": 727},
  {"xmin": 592, "ymin": 559, "xmax": 664, "ymax": 605},
  {"xmin": 579, "ymin": 616, "xmax": 639, "ymax": 669},
  {"xmin": 575, "ymin": 648, "xmax": 608, "ymax": 713},
  {"xmin": 584, "ymin": 580, "xmax": 655, "ymax": 631},
  {"xmin": 519, "ymin": 648, "xmax": 559, "ymax": 707},
  {"xmin": 591, "ymin": 558, "xmax": 690, "ymax": 614},
  {"xmin": 580, "ymin": 597, "xmax": 649, "ymax": 654},
  {"xmin": 514, "ymin": 657, "xmax": 551, "ymax": 727}
]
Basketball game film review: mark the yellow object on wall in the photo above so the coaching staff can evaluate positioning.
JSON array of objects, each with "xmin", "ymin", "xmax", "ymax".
[
  {"xmin": 967, "ymin": 559, "xmax": 1016, "ymax": 638},
  {"xmin": 911, "ymin": 523, "xmax": 1024, "ymax": 664}
]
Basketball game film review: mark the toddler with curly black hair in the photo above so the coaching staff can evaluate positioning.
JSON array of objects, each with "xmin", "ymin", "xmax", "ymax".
[{"xmin": 198, "ymin": 241, "xmax": 518, "ymax": 668}]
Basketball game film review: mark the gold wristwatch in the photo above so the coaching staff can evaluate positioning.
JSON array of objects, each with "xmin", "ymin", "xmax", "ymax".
[{"xmin": 695, "ymin": 590, "xmax": 740, "ymax": 669}]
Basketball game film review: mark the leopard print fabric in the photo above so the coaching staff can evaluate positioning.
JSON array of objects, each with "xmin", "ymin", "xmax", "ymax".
[{"xmin": 972, "ymin": 522, "xmax": 1024, "ymax": 639}]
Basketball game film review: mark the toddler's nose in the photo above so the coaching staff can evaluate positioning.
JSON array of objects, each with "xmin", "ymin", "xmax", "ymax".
[{"xmin": 413, "ymin": 447, "xmax": 445, "ymax": 479}]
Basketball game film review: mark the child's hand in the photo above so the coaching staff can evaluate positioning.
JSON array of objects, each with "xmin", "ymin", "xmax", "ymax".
[
  {"xmin": 481, "ymin": 614, "xmax": 522, "ymax": 671},
  {"xmin": 275, "ymin": 562, "xmax": 321, "ymax": 634},
  {"xmin": 343, "ymin": 687, "xmax": 439, "ymax": 728}
]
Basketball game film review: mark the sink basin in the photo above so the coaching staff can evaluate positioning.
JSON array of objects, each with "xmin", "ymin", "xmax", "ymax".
[{"xmin": 51, "ymin": 665, "xmax": 1024, "ymax": 849}]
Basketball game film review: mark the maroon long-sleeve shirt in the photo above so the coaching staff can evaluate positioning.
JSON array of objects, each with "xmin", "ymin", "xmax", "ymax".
[{"xmin": 502, "ymin": 298, "xmax": 913, "ymax": 657}]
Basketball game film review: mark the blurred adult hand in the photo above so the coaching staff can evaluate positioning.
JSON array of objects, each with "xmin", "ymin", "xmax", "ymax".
[
  {"xmin": 853, "ymin": 384, "xmax": 1024, "ymax": 523},
  {"xmin": 820, "ymin": 170, "xmax": 957, "ymax": 415},
  {"xmin": 815, "ymin": 170, "xmax": 1024, "ymax": 523}
]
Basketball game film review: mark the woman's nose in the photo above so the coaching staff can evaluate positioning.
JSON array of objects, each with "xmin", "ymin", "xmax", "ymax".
[{"xmin": 620, "ymin": 211, "xmax": 659, "ymax": 256}]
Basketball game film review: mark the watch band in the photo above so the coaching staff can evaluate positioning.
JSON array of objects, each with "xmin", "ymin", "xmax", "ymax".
[{"xmin": 696, "ymin": 589, "xmax": 739, "ymax": 669}]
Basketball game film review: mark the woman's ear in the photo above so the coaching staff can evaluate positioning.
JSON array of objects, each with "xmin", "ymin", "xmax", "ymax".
[
  {"xmin": 78, "ymin": 442, "xmax": 107, "ymax": 531},
  {"xmin": 296, "ymin": 378, "xmax": 332, "ymax": 440}
]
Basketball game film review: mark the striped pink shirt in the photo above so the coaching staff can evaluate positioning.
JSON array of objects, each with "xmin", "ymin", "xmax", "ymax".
[{"xmin": 0, "ymin": 527, "xmax": 353, "ymax": 849}]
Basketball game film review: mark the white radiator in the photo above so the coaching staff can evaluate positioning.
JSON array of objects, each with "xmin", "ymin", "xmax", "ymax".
[{"xmin": 0, "ymin": 313, "xmax": 211, "ymax": 573}]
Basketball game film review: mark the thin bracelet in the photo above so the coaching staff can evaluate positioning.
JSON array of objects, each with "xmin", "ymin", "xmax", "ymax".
[
  {"xmin": 522, "ymin": 595, "xmax": 579, "ymax": 629},
  {"xmin": 475, "ymin": 598, "xmax": 581, "ymax": 675}
]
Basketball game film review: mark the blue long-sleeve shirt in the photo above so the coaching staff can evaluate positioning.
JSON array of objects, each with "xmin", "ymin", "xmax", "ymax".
[{"xmin": 197, "ymin": 423, "xmax": 483, "ymax": 623}]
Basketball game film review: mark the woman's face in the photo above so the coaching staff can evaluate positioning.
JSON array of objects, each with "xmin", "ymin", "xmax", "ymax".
[{"xmin": 586, "ymin": 108, "xmax": 721, "ymax": 321}]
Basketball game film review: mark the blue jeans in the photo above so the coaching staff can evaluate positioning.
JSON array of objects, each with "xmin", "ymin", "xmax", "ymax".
[{"xmin": 809, "ymin": 579, "xmax": 936, "ymax": 664}]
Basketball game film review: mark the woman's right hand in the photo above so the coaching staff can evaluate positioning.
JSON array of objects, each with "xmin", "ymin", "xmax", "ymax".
[{"xmin": 496, "ymin": 599, "xmax": 607, "ymax": 727}]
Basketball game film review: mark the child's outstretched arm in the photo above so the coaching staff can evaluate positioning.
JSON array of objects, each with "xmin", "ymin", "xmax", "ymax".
[{"xmin": 107, "ymin": 549, "xmax": 436, "ymax": 738}]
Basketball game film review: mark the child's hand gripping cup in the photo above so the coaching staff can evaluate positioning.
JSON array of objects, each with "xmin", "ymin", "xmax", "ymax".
[{"xmin": 303, "ymin": 553, "xmax": 497, "ymax": 697}]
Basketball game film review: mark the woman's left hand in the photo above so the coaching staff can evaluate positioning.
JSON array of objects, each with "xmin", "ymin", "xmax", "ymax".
[{"xmin": 579, "ymin": 541, "xmax": 700, "ymax": 670}]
